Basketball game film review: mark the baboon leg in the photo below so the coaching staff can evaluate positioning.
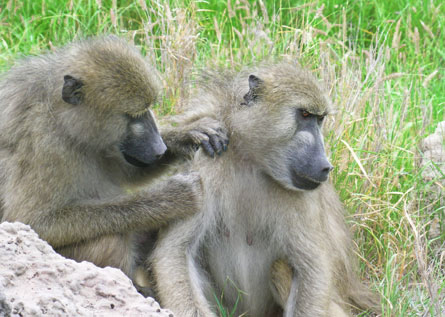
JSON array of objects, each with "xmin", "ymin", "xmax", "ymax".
[
  {"xmin": 329, "ymin": 301, "xmax": 351, "ymax": 317},
  {"xmin": 282, "ymin": 265, "xmax": 299, "ymax": 317},
  {"xmin": 271, "ymin": 256, "xmax": 330, "ymax": 317},
  {"xmin": 285, "ymin": 247, "xmax": 332, "ymax": 317},
  {"xmin": 57, "ymin": 234, "xmax": 135, "ymax": 274},
  {"xmin": 270, "ymin": 259, "xmax": 293, "ymax": 308},
  {"xmin": 271, "ymin": 259, "xmax": 351, "ymax": 317},
  {"xmin": 152, "ymin": 218, "xmax": 216, "ymax": 317}
]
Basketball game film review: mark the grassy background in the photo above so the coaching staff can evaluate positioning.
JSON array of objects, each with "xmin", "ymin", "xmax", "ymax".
[{"xmin": 1, "ymin": 0, "xmax": 443, "ymax": 315}]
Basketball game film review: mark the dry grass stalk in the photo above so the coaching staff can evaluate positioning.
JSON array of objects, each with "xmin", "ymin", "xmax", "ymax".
[{"xmin": 404, "ymin": 202, "xmax": 441, "ymax": 316}]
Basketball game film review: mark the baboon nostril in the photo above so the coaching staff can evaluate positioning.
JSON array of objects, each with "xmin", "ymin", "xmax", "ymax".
[
  {"xmin": 319, "ymin": 163, "xmax": 333, "ymax": 181},
  {"xmin": 155, "ymin": 148, "xmax": 166, "ymax": 160},
  {"xmin": 323, "ymin": 165, "xmax": 334, "ymax": 173}
]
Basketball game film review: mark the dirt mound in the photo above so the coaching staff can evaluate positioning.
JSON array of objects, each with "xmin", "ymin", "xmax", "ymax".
[{"xmin": 0, "ymin": 222, "xmax": 173, "ymax": 317}]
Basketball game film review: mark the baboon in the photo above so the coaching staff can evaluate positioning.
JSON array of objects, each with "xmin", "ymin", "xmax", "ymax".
[
  {"xmin": 152, "ymin": 63, "xmax": 380, "ymax": 316},
  {"xmin": 0, "ymin": 36, "xmax": 227, "ymax": 290}
]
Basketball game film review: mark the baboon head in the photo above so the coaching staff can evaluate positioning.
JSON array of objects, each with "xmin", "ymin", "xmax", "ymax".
[
  {"xmin": 58, "ymin": 36, "xmax": 165, "ymax": 167},
  {"xmin": 231, "ymin": 64, "xmax": 333, "ymax": 191}
]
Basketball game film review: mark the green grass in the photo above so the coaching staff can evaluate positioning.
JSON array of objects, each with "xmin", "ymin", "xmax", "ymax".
[
  {"xmin": 1, "ymin": 0, "xmax": 443, "ymax": 315},
  {"xmin": 213, "ymin": 278, "xmax": 246, "ymax": 317}
]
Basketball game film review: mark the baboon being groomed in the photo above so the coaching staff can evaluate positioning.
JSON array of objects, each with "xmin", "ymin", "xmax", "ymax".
[
  {"xmin": 0, "ymin": 36, "xmax": 227, "ymax": 289},
  {"xmin": 152, "ymin": 63, "xmax": 380, "ymax": 316}
]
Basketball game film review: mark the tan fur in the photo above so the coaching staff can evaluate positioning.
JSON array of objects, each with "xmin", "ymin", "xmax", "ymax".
[
  {"xmin": 270, "ymin": 259, "xmax": 293, "ymax": 308},
  {"xmin": 0, "ymin": 36, "xmax": 225, "ymax": 286},
  {"xmin": 152, "ymin": 63, "xmax": 380, "ymax": 316},
  {"xmin": 270, "ymin": 259, "xmax": 353, "ymax": 317}
]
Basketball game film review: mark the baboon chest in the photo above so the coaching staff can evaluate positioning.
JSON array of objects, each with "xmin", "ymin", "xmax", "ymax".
[
  {"xmin": 206, "ymin": 215, "xmax": 282, "ymax": 316},
  {"xmin": 200, "ymin": 169, "xmax": 289, "ymax": 315}
]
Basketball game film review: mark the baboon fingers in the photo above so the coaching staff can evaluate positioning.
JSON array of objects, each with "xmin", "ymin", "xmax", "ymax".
[
  {"xmin": 188, "ymin": 130, "xmax": 209, "ymax": 144},
  {"xmin": 214, "ymin": 128, "xmax": 229, "ymax": 152},
  {"xmin": 208, "ymin": 134, "xmax": 223, "ymax": 155},
  {"xmin": 184, "ymin": 117, "xmax": 229, "ymax": 157},
  {"xmin": 218, "ymin": 128, "xmax": 230, "ymax": 152},
  {"xmin": 201, "ymin": 139, "xmax": 215, "ymax": 157},
  {"xmin": 192, "ymin": 126, "xmax": 228, "ymax": 156}
]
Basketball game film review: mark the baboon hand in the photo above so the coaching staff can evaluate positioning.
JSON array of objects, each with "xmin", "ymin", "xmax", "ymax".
[
  {"xmin": 186, "ymin": 117, "xmax": 229, "ymax": 157},
  {"xmin": 161, "ymin": 172, "xmax": 203, "ymax": 216}
]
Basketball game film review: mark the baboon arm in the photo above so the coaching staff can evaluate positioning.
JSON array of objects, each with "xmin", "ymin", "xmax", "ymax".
[
  {"xmin": 285, "ymin": 250, "xmax": 332, "ymax": 317},
  {"xmin": 30, "ymin": 174, "xmax": 200, "ymax": 248},
  {"xmin": 282, "ymin": 267, "xmax": 299, "ymax": 317},
  {"xmin": 152, "ymin": 217, "xmax": 216, "ymax": 317}
]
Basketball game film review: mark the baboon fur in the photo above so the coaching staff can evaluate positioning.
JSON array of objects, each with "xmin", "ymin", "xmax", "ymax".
[
  {"xmin": 152, "ymin": 62, "xmax": 380, "ymax": 316},
  {"xmin": 0, "ymin": 36, "xmax": 227, "ymax": 286}
]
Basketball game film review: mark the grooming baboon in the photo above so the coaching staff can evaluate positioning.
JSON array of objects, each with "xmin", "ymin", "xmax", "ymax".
[
  {"xmin": 0, "ymin": 36, "xmax": 227, "ymax": 289},
  {"xmin": 152, "ymin": 63, "xmax": 380, "ymax": 316}
]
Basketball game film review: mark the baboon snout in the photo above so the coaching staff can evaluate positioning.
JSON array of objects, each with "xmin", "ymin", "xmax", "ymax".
[
  {"xmin": 301, "ymin": 146, "xmax": 333, "ymax": 182},
  {"xmin": 121, "ymin": 132, "xmax": 167, "ymax": 167},
  {"xmin": 153, "ymin": 138, "xmax": 167, "ymax": 159},
  {"xmin": 120, "ymin": 112, "xmax": 168, "ymax": 167},
  {"xmin": 290, "ymin": 124, "xmax": 333, "ymax": 187},
  {"xmin": 299, "ymin": 157, "xmax": 332, "ymax": 183},
  {"xmin": 135, "ymin": 135, "xmax": 167, "ymax": 164},
  {"xmin": 121, "ymin": 136, "xmax": 167, "ymax": 167},
  {"xmin": 290, "ymin": 150, "xmax": 333, "ymax": 190}
]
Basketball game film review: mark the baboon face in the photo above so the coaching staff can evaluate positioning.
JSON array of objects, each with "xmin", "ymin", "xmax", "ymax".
[
  {"xmin": 236, "ymin": 72, "xmax": 333, "ymax": 191},
  {"xmin": 60, "ymin": 48, "xmax": 166, "ymax": 168},
  {"xmin": 284, "ymin": 107, "xmax": 333, "ymax": 190}
]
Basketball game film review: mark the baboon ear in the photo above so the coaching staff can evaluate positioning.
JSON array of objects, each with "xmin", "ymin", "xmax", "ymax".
[
  {"xmin": 62, "ymin": 75, "xmax": 84, "ymax": 105},
  {"xmin": 242, "ymin": 74, "xmax": 263, "ymax": 106}
]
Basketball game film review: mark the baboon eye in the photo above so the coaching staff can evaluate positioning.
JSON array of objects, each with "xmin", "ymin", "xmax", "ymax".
[
  {"xmin": 300, "ymin": 110, "xmax": 311, "ymax": 118},
  {"xmin": 317, "ymin": 115, "xmax": 325, "ymax": 124}
]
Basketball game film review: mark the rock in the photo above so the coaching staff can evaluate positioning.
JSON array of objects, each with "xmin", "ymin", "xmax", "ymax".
[
  {"xmin": 419, "ymin": 121, "xmax": 444, "ymax": 240},
  {"xmin": 420, "ymin": 121, "xmax": 445, "ymax": 182},
  {"xmin": 0, "ymin": 222, "xmax": 173, "ymax": 317}
]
